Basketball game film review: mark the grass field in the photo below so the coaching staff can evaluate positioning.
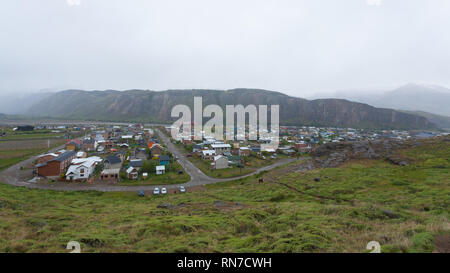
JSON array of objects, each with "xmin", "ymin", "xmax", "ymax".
[
  {"xmin": 0, "ymin": 129, "xmax": 65, "ymax": 141},
  {"xmin": 189, "ymin": 155, "xmax": 291, "ymax": 179},
  {"xmin": 117, "ymin": 162, "xmax": 190, "ymax": 186},
  {"xmin": 0, "ymin": 138, "xmax": 448, "ymax": 253},
  {"xmin": 0, "ymin": 133, "xmax": 64, "ymax": 140},
  {"xmin": 0, "ymin": 139, "xmax": 66, "ymax": 171}
]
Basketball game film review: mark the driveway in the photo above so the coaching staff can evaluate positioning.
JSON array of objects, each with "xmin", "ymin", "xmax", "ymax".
[{"xmin": 0, "ymin": 129, "xmax": 301, "ymax": 192}]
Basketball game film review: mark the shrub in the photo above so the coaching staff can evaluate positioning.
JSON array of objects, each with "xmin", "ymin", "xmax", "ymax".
[{"xmin": 409, "ymin": 232, "xmax": 434, "ymax": 253}]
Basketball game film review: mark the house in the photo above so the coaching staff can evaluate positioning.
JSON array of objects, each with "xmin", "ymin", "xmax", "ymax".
[
  {"xmin": 82, "ymin": 138, "xmax": 95, "ymax": 152},
  {"xmin": 156, "ymin": 165, "xmax": 166, "ymax": 175},
  {"xmin": 65, "ymin": 139, "xmax": 82, "ymax": 151},
  {"xmin": 36, "ymin": 153, "xmax": 58, "ymax": 165},
  {"xmin": 150, "ymin": 144, "xmax": 163, "ymax": 157},
  {"xmin": 159, "ymin": 155, "xmax": 170, "ymax": 166},
  {"xmin": 66, "ymin": 157, "xmax": 102, "ymax": 181},
  {"xmin": 262, "ymin": 147, "xmax": 277, "ymax": 153},
  {"xmin": 126, "ymin": 167, "xmax": 139, "ymax": 180},
  {"xmin": 95, "ymin": 133, "xmax": 105, "ymax": 142},
  {"xmin": 97, "ymin": 145, "xmax": 105, "ymax": 153},
  {"xmin": 231, "ymin": 143, "xmax": 240, "ymax": 155},
  {"xmin": 282, "ymin": 149, "xmax": 296, "ymax": 155},
  {"xmin": 193, "ymin": 144, "xmax": 204, "ymax": 153},
  {"xmin": 129, "ymin": 159, "xmax": 143, "ymax": 170},
  {"xmin": 294, "ymin": 142, "xmax": 307, "ymax": 149},
  {"xmin": 239, "ymin": 147, "xmax": 251, "ymax": 157},
  {"xmin": 295, "ymin": 143, "xmax": 312, "ymax": 153},
  {"xmin": 211, "ymin": 143, "xmax": 231, "ymax": 155},
  {"xmin": 119, "ymin": 143, "xmax": 130, "ymax": 149},
  {"xmin": 114, "ymin": 151, "xmax": 126, "ymax": 162},
  {"xmin": 134, "ymin": 148, "xmax": 149, "ymax": 160},
  {"xmin": 251, "ymin": 146, "xmax": 261, "ymax": 153},
  {"xmin": 202, "ymin": 150, "xmax": 216, "ymax": 160},
  {"xmin": 213, "ymin": 155, "xmax": 229, "ymax": 169},
  {"xmin": 226, "ymin": 155, "xmax": 241, "ymax": 165},
  {"xmin": 100, "ymin": 168, "xmax": 120, "ymax": 181},
  {"xmin": 36, "ymin": 151, "xmax": 76, "ymax": 177},
  {"xmin": 14, "ymin": 125, "xmax": 34, "ymax": 131},
  {"xmin": 104, "ymin": 155, "xmax": 122, "ymax": 169}
]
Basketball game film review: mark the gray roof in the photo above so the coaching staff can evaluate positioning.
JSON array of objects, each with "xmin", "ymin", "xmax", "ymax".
[
  {"xmin": 83, "ymin": 138, "xmax": 95, "ymax": 144},
  {"xmin": 52, "ymin": 151, "xmax": 76, "ymax": 162},
  {"xmin": 159, "ymin": 155, "xmax": 170, "ymax": 161},
  {"xmin": 104, "ymin": 155, "xmax": 122, "ymax": 164},
  {"xmin": 129, "ymin": 159, "xmax": 143, "ymax": 167},
  {"xmin": 38, "ymin": 151, "xmax": 75, "ymax": 167}
]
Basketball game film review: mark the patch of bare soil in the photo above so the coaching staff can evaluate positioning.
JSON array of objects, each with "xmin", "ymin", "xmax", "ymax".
[
  {"xmin": 433, "ymin": 234, "xmax": 450, "ymax": 253},
  {"xmin": 212, "ymin": 200, "xmax": 246, "ymax": 211}
]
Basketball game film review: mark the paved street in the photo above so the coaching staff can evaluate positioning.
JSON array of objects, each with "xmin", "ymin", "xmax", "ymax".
[{"xmin": 0, "ymin": 129, "xmax": 300, "ymax": 192}]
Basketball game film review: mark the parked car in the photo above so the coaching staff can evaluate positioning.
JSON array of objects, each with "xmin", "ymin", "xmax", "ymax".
[
  {"xmin": 138, "ymin": 190, "xmax": 145, "ymax": 197},
  {"xmin": 161, "ymin": 187, "xmax": 167, "ymax": 194},
  {"xmin": 179, "ymin": 186, "xmax": 186, "ymax": 193},
  {"xmin": 153, "ymin": 187, "xmax": 160, "ymax": 195},
  {"xmin": 186, "ymin": 153, "xmax": 193, "ymax": 157}
]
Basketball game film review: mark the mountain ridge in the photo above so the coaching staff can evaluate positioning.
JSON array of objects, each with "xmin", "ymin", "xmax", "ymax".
[{"xmin": 25, "ymin": 88, "xmax": 436, "ymax": 130}]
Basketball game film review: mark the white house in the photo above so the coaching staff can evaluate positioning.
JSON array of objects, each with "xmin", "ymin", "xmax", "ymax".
[
  {"xmin": 211, "ymin": 143, "xmax": 231, "ymax": 154},
  {"xmin": 213, "ymin": 155, "xmax": 229, "ymax": 169},
  {"xmin": 121, "ymin": 135, "xmax": 134, "ymax": 140},
  {"xmin": 156, "ymin": 165, "xmax": 166, "ymax": 175},
  {"xmin": 202, "ymin": 150, "xmax": 216, "ymax": 160},
  {"xmin": 66, "ymin": 157, "xmax": 102, "ymax": 181}
]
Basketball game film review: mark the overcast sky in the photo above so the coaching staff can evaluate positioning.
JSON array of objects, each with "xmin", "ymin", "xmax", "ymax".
[{"xmin": 1, "ymin": 0, "xmax": 450, "ymax": 97}]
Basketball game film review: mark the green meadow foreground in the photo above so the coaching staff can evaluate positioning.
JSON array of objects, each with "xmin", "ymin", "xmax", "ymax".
[{"xmin": 0, "ymin": 138, "xmax": 448, "ymax": 253}]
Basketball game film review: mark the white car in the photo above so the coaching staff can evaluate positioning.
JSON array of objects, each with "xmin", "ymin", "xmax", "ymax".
[
  {"xmin": 153, "ymin": 187, "xmax": 160, "ymax": 195},
  {"xmin": 179, "ymin": 186, "xmax": 186, "ymax": 193},
  {"xmin": 161, "ymin": 187, "xmax": 167, "ymax": 194}
]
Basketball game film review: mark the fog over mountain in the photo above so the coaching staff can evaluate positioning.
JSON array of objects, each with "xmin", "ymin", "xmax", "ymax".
[
  {"xmin": 0, "ymin": 91, "xmax": 53, "ymax": 115},
  {"xmin": 311, "ymin": 83, "xmax": 450, "ymax": 117}
]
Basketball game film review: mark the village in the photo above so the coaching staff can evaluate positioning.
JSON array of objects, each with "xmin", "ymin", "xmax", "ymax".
[
  {"xmin": 1, "ymin": 122, "xmax": 446, "ymax": 195},
  {"xmin": 27, "ymin": 124, "xmax": 187, "ymax": 193}
]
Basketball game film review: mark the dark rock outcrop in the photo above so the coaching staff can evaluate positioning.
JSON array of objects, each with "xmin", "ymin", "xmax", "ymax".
[{"xmin": 312, "ymin": 139, "xmax": 410, "ymax": 168}]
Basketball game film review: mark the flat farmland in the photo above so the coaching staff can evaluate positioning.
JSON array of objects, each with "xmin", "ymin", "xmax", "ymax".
[{"xmin": 0, "ymin": 138, "xmax": 65, "ymax": 170}]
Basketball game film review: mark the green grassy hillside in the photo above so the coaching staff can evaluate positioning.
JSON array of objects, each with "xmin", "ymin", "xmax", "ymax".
[{"xmin": 0, "ymin": 138, "xmax": 448, "ymax": 253}]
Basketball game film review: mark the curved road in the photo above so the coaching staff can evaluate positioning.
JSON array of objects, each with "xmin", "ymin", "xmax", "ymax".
[{"xmin": 0, "ymin": 129, "xmax": 300, "ymax": 192}]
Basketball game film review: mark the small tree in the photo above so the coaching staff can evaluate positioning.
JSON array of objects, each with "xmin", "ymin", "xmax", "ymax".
[{"xmin": 141, "ymin": 160, "xmax": 157, "ymax": 174}]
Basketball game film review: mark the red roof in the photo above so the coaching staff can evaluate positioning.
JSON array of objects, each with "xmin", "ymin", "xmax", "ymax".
[{"xmin": 66, "ymin": 139, "xmax": 82, "ymax": 145}]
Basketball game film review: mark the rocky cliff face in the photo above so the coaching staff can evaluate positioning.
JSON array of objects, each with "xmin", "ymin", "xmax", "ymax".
[{"xmin": 26, "ymin": 88, "xmax": 436, "ymax": 129}]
